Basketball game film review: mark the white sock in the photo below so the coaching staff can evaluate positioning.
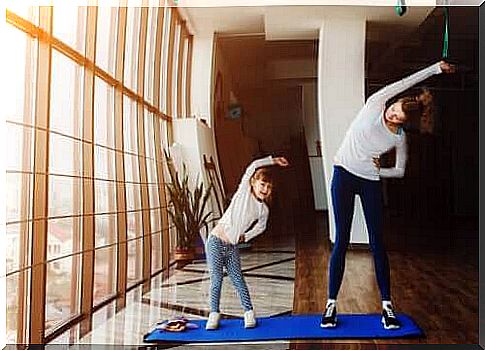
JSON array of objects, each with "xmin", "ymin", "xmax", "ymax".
[
  {"xmin": 326, "ymin": 299, "xmax": 336, "ymax": 307},
  {"xmin": 382, "ymin": 300, "xmax": 393, "ymax": 310}
]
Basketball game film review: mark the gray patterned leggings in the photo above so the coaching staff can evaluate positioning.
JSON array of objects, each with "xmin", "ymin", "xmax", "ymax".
[{"xmin": 206, "ymin": 234, "xmax": 253, "ymax": 312}]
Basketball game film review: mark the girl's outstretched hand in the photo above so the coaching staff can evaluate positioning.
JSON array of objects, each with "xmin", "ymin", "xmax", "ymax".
[
  {"xmin": 439, "ymin": 60, "xmax": 456, "ymax": 74},
  {"xmin": 274, "ymin": 157, "xmax": 290, "ymax": 167}
]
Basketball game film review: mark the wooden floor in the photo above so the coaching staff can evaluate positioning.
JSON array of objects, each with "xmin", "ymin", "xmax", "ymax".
[
  {"xmin": 290, "ymin": 210, "xmax": 479, "ymax": 348},
  {"xmin": 70, "ymin": 207, "xmax": 478, "ymax": 348}
]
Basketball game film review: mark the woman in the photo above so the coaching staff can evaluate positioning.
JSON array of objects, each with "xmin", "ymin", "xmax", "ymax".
[{"xmin": 321, "ymin": 60, "xmax": 455, "ymax": 330}]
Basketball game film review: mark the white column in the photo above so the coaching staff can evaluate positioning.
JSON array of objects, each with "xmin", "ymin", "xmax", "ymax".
[
  {"xmin": 190, "ymin": 34, "xmax": 214, "ymax": 126},
  {"xmin": 318, "ymin": 17, "xmax": 369, "ymax": 244}
]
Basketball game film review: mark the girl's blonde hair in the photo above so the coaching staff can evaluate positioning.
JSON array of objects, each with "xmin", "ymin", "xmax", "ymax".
[
  {"xmin": 251, "ymin": 167, "xmax": 274, "ymax": 204},
  {"xmin": 252, "ymin": 167, "xmax": 273, "ymax": 184}
]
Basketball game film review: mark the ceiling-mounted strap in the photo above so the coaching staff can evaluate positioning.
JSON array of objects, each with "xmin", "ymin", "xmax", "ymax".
[
  {"xmin": 394, "ymin": 0, "xmax": 450, "ymax": 59},
  {"xmin": 394, "ymin": 0, "xmax": 407, "ymax": 16},
  {"xmin": 442, "ymin": 6, "xmax": 449, "ymax": 58}
]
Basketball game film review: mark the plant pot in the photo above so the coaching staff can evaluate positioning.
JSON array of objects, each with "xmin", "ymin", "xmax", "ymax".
[
  {"xmin": 194, "ymin": 234, "xmax": 206, "ymax": 260},
  {"xmin": 174, "ymin": 247, "xmax": 195, "ymax": 269}
]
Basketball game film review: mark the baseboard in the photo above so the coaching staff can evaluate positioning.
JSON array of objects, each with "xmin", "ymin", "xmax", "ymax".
[{"xmin": 328, "ymin": 241, "xmax": 370, "ymax": 250}]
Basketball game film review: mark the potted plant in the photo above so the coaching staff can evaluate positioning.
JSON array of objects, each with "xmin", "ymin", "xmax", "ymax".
[{"xmin": 165, "ymin": 151, "xmax": 212, "ymax": 268}]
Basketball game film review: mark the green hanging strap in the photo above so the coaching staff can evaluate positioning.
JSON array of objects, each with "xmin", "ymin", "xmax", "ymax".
[
  {"xmin": 394, "ymin": 0, "xmax": 407, "ymax": 16},
  {"xmin": 394, "ymin": 0, "xmax": 450, "ymax": 60},
  {"xmin": 442, "ymin": 6, "xmax": 449, "ymax": 59}
]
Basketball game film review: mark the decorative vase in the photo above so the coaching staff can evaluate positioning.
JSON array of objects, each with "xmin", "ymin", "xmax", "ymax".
[{"xmin": 174, "ymin": 247, "xmax": 195, "ymax": 269}]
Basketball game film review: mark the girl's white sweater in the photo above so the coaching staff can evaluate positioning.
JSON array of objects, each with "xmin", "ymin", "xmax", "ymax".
[{"xmin": 218, "ymin": 156, "xmax": 274, "ymax": 244}]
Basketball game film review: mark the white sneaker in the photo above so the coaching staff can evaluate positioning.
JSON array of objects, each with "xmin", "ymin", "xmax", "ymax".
[
  {"xmin": 244, "ymin": 310, "xmax": 257, "ymax": 328},
  {"xmin": 205, "ymin": 312, "xmax": 220, "ymax": 330}
]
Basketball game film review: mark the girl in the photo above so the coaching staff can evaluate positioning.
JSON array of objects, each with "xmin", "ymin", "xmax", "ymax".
[
  {"xmin": 205, "ymin": 155, "xmax": 289, "ymax": 330},
  {"xmin": 321, "ymin": 60, "xmax": 455, "ymax": 330}
]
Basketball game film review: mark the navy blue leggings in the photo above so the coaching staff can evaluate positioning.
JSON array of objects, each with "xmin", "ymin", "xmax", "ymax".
[{"xmin": 328, "ymin": 166, "xmax": 391, "ymax": 300}]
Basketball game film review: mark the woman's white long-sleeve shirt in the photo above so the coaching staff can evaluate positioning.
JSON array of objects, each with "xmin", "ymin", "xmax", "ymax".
[
  {"xmin": 218, "ymin": 156, "xmax": 274, "ymax": 245},
  {"xmin": 334, "ymin": 62, "xmax": 443, "ymax": 181}
]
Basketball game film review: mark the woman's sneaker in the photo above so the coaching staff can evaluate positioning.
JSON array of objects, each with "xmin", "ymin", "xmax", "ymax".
[
  {"xmin": 381, "ymin": 306, "xmax": 401, "ymax": 329},
  {"xmin": 205, "ymin": 312, "xmax": 220, "ymax": 330},
  {"xmin": 244, "ymin": 310, "xmax": 257, "ymax": 328},
  {"xmin": 320, "ymin": 302, "xmax": 337, "ymax": 328}
]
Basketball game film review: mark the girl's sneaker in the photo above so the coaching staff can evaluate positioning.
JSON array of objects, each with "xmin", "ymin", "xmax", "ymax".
[
  {"xmin": 244, "ymin": 310, "xmax": 257, "ymax": 328},
  {"xmin": 205, "ymin": 312, "xmax": 220, "ymax": 330}
]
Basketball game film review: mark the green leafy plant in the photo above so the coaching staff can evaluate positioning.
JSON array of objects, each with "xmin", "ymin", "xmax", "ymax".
[{"xmin": 165, "ymin": 150, "xmax": 212, "ymax": 250}]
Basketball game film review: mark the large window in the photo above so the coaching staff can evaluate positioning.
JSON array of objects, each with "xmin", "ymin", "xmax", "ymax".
[
  {"xmin": 172, "ymin": 21, "xmax": 181, "ymax": 117},
  {"xmin": 6, "ymin": 3, "xmax": 193, "ymax": 344},
  {"xmin": 145, "ymin": 110, "xmax": 163, "ymax": 272},
  {"xmin": 52, "ymin": 6, "xmax": 87, "ymax": 54},
  {"xmin": 5, "ymin": 19, "xmax": 37, "ymax": 344},
  {"xmin": 159, "ymin": 6, "xmax": 171, "ymax": 114},
  {"xmin": 144, "ymin": 7, "xmax": 158, "ymax": 104},
  {"xmin": 96, "ymin": 7, "xmax": 118, "ymax": 76},
  {"xmin": 93, "ymin": 76, "xmax": 118, "ymax": 305},
  {"xmin": 124, "ymin": 7, "xmax": 141, "ymax": 92},
  {"xmin": 46, "ymin": 47, "xmax": 85, "ymax": 331}
]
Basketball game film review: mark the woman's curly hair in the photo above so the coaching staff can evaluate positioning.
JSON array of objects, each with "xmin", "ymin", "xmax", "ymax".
[{"xmin": 400, "ymin": 88, "xmax": 435, "ymax": 134}]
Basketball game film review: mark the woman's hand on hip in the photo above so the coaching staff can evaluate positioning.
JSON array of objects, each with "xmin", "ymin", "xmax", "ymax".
[{"xmin": 373, "ymin": 157, "xmax": 381, "ymax": 170}]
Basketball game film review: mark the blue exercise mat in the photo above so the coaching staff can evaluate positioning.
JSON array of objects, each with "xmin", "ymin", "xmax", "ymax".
[{"xmin": 143, "ymin": 313, "xmax": 424, "ymax": 343}]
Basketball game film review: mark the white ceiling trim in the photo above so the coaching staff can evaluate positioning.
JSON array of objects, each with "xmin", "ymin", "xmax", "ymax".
[{"xmin": 176, "ymin": 0, "xmax": 438, "ymax": 6}]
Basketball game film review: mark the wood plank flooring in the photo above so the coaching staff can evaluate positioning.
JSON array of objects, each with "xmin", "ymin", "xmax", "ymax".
[{"xmin": 291, "ymin": 211, "xmax": 479, "ymax": 346}]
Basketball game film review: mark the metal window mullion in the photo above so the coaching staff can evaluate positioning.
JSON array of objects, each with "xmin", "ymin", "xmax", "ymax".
[
  {"xmin": 16, "ymin": 6, "xmax": 37, "ymax": 342},
  {"xmin": 69, "ymin": 5, "xmax": 87, "ymax": 326},
  {"xmin": 29, "ymin": 6, "xmax": 52, "ymax": 344},
  {"xmin": 136, "ymin": 5, "xmax": 153, "ymax": 293},
  {"xmin": 79, "ymin": 6, "xmax": 98, "ymax": 337},
  {"xmin": 114, "ymin": 5, "xmax": 128, "ymax": 311}
]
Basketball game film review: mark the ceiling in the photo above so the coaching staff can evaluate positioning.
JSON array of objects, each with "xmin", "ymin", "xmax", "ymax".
[
  {"xmin": 180, "ymin": 4, "xmax": 479, "ymax": 87},
  {"xmin": 180, "ymin": 5, "xmax": 436, "ymax": 40}
]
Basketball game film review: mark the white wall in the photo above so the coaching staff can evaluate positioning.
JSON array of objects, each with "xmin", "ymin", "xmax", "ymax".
[
  {"xmin": 190, "ymin": 34, "xmax": 215, "ymax": 125},
  {"xmin": 318, "ymin": 17, "xmax": 369, "ymax": 244},
  {"xmin": 266, "ymin": 58, "xmax": 317, "ymax": 80},
  {"xmin": 172, "ymin": 118, "xmax": 223, "ymax": 241},
  {"xmin": 186, "ymin": 34, "xmax": 225, "ymax": 229}
]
